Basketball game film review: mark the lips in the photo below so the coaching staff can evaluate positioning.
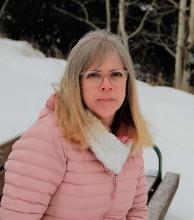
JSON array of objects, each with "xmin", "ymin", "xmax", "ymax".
[{"xmin": 97, "ymin": 98, "xmax": 114, "ymax": 101}]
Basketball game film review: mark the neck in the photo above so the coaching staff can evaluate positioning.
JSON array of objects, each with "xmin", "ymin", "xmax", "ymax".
[{"xmin": 101, "ymin": 115, "xmax": 114, "ymax": 129}]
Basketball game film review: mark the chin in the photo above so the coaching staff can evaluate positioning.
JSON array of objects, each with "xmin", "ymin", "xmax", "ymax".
[{"xmin": 93, "ymin": 109, "xmax": 117, "ymax": 120}]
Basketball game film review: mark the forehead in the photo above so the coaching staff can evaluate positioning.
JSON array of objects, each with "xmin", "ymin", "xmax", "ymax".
[
  {"xmin": 81, "ymin": 39, "xmax": 125, "ymax": 72},
  {"xmin": 86, "ymin": 52, "xmax": 124, "ymax": 71}
]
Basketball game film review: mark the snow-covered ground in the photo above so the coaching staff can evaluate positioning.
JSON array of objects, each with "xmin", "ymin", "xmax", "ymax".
[
  {"xmin": 0, "ymin": 38, "xmax": 66, "ymax": 142},
  {"xmin": 1, "ymin": 38, "xmax": 194, "ymax": 219},
  {"xmin": 138, "ymin": 82, "xmax": 194, "ymax": 220}
]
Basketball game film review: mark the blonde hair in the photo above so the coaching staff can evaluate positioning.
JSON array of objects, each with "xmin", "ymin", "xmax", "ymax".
[{"xmin": 55, "ymin": 30, "xmax": 153, "ymax": 152}]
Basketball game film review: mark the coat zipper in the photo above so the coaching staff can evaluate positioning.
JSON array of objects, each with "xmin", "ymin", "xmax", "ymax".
[
  {"xmin": 112, "ymin": 174, "xmax": 118, "ymax": 199},
  {"xmin": 102, "ymin": 168, "xmax": 118, "ymax": 218},
  {"xmin": 103, "ymin": 167, "xmax": 118, "ymax": 199}
]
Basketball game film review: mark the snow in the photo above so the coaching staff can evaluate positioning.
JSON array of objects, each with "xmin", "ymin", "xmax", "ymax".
[
  {"xmin": 0, "ymin": 38, "xmax": 194, "ymax": 219},
  {"xmin": 138, "ymin": 81, "xmax": 194, "ymax": 219},
  {"xmin": 0, "ymin": 38, "xmax": 66, "ymax": 142}
]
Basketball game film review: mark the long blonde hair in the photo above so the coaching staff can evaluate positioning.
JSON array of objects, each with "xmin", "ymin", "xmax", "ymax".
[{"xmin": 55, "ymin": 30, "xmax": 153, "ymax": 152}]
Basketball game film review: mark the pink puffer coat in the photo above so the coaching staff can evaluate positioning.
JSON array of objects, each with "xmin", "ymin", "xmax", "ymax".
[{"xmin": 0, "ymin": 95, "xmax": 148, "ymax": 220}]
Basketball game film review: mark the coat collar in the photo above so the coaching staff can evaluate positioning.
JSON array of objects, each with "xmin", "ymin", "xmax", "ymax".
[{"xmin": 86, "ymin": 111, "xmax": 133, "ymax": 174}]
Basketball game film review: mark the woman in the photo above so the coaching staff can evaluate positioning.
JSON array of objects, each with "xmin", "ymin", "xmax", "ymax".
[{"xmin": 0, "ymin": 30, "xmax": 153, "ymax": 220}]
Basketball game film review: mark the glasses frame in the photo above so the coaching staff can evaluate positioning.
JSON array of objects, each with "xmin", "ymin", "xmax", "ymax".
[{"xmin": 79, "ymin": 70, "xmax": 129, "ymax": 86}]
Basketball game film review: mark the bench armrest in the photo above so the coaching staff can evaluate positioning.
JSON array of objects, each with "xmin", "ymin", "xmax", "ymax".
[{"xmin": 148, "ymin": 172, "xmax": 180, "ymax": 220}]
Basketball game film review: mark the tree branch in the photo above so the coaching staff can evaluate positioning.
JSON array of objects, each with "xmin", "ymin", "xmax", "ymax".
[
  {"xmin": 53, "ymin": 6, "xmax": 100, "ymax": 30},
  {"xmin": 83, "ymin": 0, "xmax": 96, "ymax": 5},
  {"xmin": 141, "ymin": 31, "xmax": 176, "ymax": 57},
  {"xmin": 128, "ymin": 0, "xmax": 157, "ymax": 39},
  {"xmin": 0, "ymin": 0, "xmax": 10, "ymax": 19},
  {"xmin": 166, "ymin": 0, "xmax": 179, "ymax": 10},
  {"xmin": 72, "ymin": 0, "xmax": 89, "ymax": 20},
  {"xmin": 155, "ymin": 41, "xmax": 175, "ymax": 57}
]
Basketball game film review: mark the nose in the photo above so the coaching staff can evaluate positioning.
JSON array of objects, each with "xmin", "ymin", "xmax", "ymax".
[{"xmin": 99, "ymin": 76, "xmax": 113, "ymax": 91}]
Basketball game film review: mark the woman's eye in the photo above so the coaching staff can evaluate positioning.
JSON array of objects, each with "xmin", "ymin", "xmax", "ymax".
[
  {"xmin": 86, "ymin": 72, "xmax": 100, "ymax": 78},
  {"xmin": 111, "ymin": 71, "xmax": 123, "ymax": 77}
]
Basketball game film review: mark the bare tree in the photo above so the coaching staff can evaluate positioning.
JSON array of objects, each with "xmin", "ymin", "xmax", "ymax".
[
  {"xmin": 174, "ymin": 0, "xmax": 187, "ymax": 89},
  {"xmin": 106, "ymin": 0, "xmax": 111, "ymax": 31},
  {"xmin": 127, "ymin": 0, "xmax": 156, "ymax": 39},
  {"xmin": 51, "ymin": 0, "xmax": 194, "ymax": 92},
  {"xmin": 136, "ymin": 1, "xmax": 177, "ymax": 58},
  {"xmin": 181, "ymin": 0, "xmax": 194, "ymax": 90},
  {"xmin": 118, "ymin": 0, "xmax": 128, "ymax": 50},
  {"xmin": 123, "ymin": 0, "xmax": 193, "ymax": 92},
  {"xmin": 118, "ymin": 0, "xmax": 156, "ymax": 51}
]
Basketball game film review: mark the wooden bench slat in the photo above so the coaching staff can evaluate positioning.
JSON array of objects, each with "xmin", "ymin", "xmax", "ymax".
[
  {"xmin": 148, "ymin": 172, "xmax": 180, "ymax": 220},
  {"xmin": 0, "ymin": 170, "xmax": 5, "ymax": 197},
  {"xmin": 0, "ymin": 137, "xmax": 19, "ymax": 168}
]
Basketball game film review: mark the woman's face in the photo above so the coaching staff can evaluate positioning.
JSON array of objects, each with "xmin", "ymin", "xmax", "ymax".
[{"xmin": 81, "ymin": 53, "xmax": 127, "ymax": 127}]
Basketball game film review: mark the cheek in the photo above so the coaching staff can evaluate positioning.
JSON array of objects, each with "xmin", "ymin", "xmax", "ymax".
[
  {"xmin": 81, "ymin": 82, "xmax": 127, "ymax": 110},
  {"xmin": 81, "ymin": 83, "xmax": 94, "ymax": 108},
  {"xmin": 117, "ymin": 85, "xmax": 127, "ymax": 104}
]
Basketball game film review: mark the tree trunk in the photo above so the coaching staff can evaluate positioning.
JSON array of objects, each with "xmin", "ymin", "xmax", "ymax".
[
  {"xmin": 105, "ymin": 0, "xmax": 111, "ymax": 32},
  {"xmin": 174, "ymin": 0, "xmax": 187, "ymax": 89},
  {"xmin": 181, "ymin": 0, "xmax": 194, "ymax": 91},
  {"xmin": 118, "ymin": 0, "xmax": 129, "ymax": 51}
]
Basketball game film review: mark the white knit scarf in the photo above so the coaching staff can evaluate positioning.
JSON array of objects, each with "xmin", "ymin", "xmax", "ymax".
[{"xmin": 85, "ymin": 111, "xmax": 133, "ymax": 174}]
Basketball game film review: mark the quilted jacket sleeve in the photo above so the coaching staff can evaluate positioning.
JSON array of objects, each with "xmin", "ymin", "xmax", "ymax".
[
  {"xmin": 126, "ymin": 151, "xmax": 148, "ymax": 220},
  {"xmin": 0, "ymin": 120, "xmax": 67, "ymax": 220}
]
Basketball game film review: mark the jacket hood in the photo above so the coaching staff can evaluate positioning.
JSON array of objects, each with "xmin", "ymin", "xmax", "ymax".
[{"xmin": 38, "ymin": 94, "xmax": 57, "ymax": 119}]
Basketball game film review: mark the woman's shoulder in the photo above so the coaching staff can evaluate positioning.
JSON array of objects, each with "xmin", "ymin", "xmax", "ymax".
[
  {"xmin": 11, "ymin": 112, "xmax": 68, "ymax": 161},
  {"xmin": 21, "ymin": 112, "xmax": 60, "ymax": 143},
  {"xmin": 124, "ymin": 148, "xmax": 145, "ymax": 170}
]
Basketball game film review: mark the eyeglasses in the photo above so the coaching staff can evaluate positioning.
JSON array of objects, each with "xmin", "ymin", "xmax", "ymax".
[{"xmin": 80, "ymin": 70, "xmax": 128, "ymax": 87}]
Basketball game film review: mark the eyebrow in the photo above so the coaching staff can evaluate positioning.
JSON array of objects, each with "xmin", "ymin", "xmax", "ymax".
[{"xmin": 87, "ymin": 69, "xmax": 123, "ymax": 72}]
